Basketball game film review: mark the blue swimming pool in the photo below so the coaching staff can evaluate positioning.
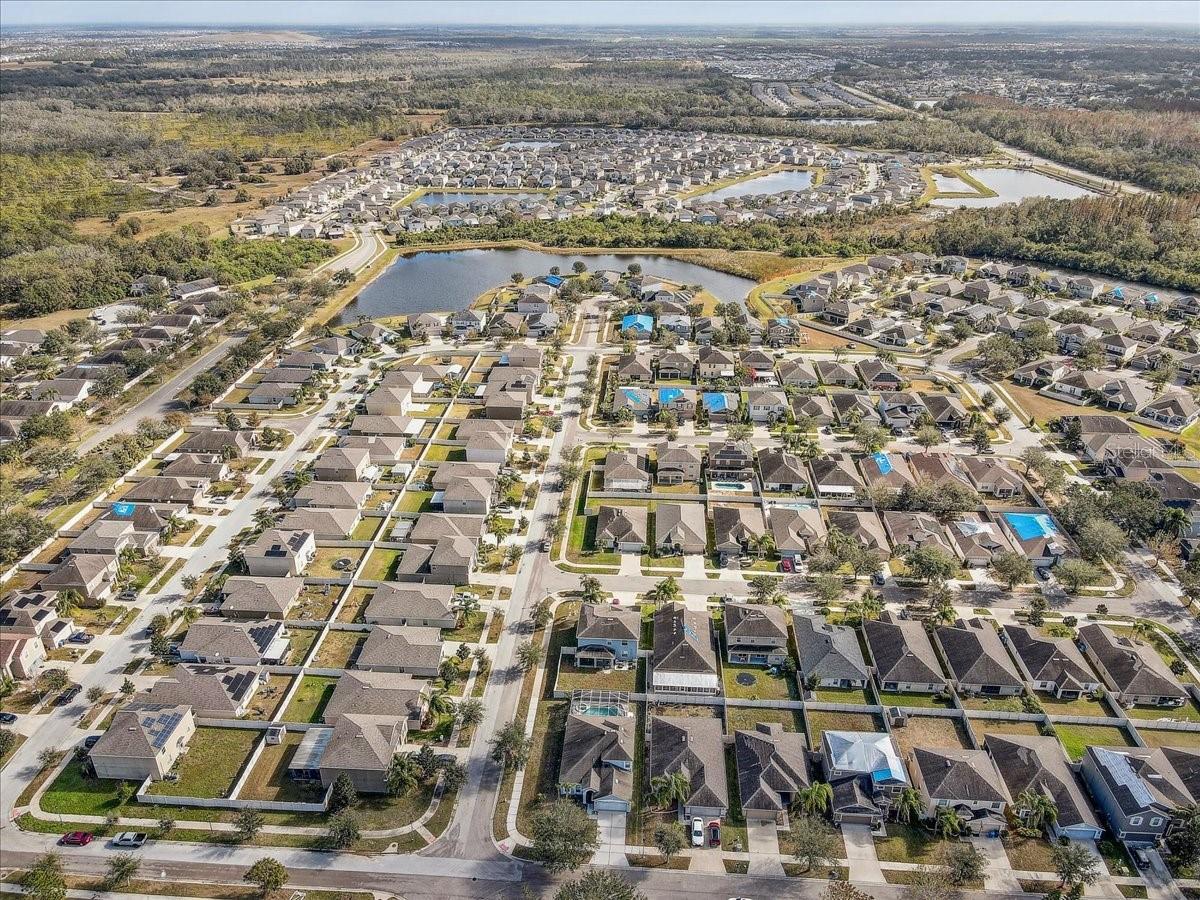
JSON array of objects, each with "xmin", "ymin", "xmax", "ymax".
[
  {"xmin": 1004, "ymin": 512, "xmax": 1059, "ymax": 541},
  {"xmin": 579, "ymin": 705, "xmax": 622, "ymax": 718}
]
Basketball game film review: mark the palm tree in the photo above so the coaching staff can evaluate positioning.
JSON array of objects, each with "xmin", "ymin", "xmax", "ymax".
[
  {"xmin": 649, "ymin": 771, "xmax": 691, "ymax": 810},
  {"xmin": 54, "ymin": 589, "xmax": 82, "ymax": 619},
  {"xmin": 387, "ymin": 752, "xmax": 421, "ymax": 795},
  {"xmin": 1162, "ymin": 507, "xmax": 1191, "ymax": 538},
  {"xmin": 427, "ymin": 689, "xmax": 455, "ymax": 720},
  {"xmin": 1015, "ymin": 789, "xmax": 1058, "ymax": 831},
  {"xmin": 180, "ymin": 605, "xmax": 202, "ymax": 625},
  {"xmin": 934, "ymin": 806, "xmax": 964, "ymax": 838},
  {"xmin": 854, "ymin": 590, "xmax": 884, "ymax": 623},
  {"xmin": 795, "ymin": 781, "xmax": 833, "ymax": 816},
  {"xmin": 893, "ymin": 786, "xmax": 923, "ymax": 824}
]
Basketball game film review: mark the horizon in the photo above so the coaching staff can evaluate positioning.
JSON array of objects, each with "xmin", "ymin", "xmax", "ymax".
[{"xmin": 1, "ymin": 0, "xmax": 1197, "ymax": 29}]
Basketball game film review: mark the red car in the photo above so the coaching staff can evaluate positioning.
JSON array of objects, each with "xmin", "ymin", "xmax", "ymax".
[
  {"xmin": 59, "ymin": 831, "xmax": 93, "ymax": 846},
  {"xmin": 780, "ymin": 558, "xmax": 794, "ymax": 573}
]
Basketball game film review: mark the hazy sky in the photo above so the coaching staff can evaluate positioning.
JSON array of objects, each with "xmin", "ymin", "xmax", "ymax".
[{"xmin": 2, "ymin": 0, "xmax": 1197, "ymax": 28}]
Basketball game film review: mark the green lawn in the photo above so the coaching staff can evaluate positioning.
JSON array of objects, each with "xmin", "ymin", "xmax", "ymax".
[
  {"xmin": 442, "ymin": 610, "xmax": 485, "ymax": 643},
  {"xmin": 556, "ymin": 657, "xmax": 637, "ymax": 693},
  {"xmin": 969, "ymin": 717, "xmax": 1044, "ymax": 743},
  {"xmin": 721, "ymin": 662, "xmax": 796, "ymax": 701},
  {"xmin": 813, "ymin": 685, "xmax": 875, "ymax": 705},
  {"xmin": 307, "ymin": 547, "xmax": 364, "ymax": 578},
  {"xmin": 350, "ymin": 517, "xmax": 381, "ymax": 541},
  {"xmin": 238, "ymin": 732, "xmax": 326, "ymax": 803},
  {"xmin": 805, "ymin": 710, "xmax": 884, "ymax": 745},
  {"xmin": 879, "ymin": 690, "xmax": 953, "ymax": 709},
  {"xmin": 1135, "ymin": 727, "xmax": 1200, "ymax": 748},
  {"xmin": 1004, "ymin": 834, "xmax": 1060, "ymax": 873},
  {"xmin": 359, "ymin": 547, "xmax": 403, "ymax": 582},
  {"xmin": 725, "ymin": 705, "xmax": 803, "ymax": 734},
  {"xmin": 312, "ymin": 630, "xmax": 365, "ymax": 668},
  {"xmin": 145, "ymin": 728, "xmax": 260, "ymax": 799},
  {"xmin": 1123, "ymin": 699, "xmax": 1200, "ymax": 723},
  {"xmin": 1036, "ymin": 693, "xmax": 1114, "ymax": 717},
  {"xmin": 286, "ymin": 627, "xmax": 321, "ymax": 665},
  {"xmin": 422, "ymin": 444, "xmax": 464, "ymax": 461},
  {"xmin": 282, "ymin": 675, "xmax": 340, "ymax": 723},
  {"xmin": 874, "ymin": 823, "xmax": 949, "ymax": 864},
  {"xmin": 1055, "ymin": 723, "xmax": 1135, "ymax": 761},
  {"xmin": 397, "ymin": 491, "xmax": 434, "ymax": 514},
  {"xmin": 958, "ymin": 694, "xmax": 1027, "ymax": 713}
]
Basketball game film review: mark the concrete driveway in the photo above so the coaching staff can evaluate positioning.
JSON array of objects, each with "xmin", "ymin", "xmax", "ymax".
[
  {"xmin": 1141, "ymin": 848, "xmax": 1182, "ymax": 900},
  {"xmin": 842, "ymin": 823, "xmax": 885, "ymax": 883},
  {"xmin": 746, "ymin": 819, "xmax": 784, "ymax": 875},
  {"xmin": 619, "ymin": 554, "xmax": 642, "ymax": 577},
  {"xmin": 683, "ymin": 554, "xmax": 707, "ymax": 579},
  {"xmin": 591, "ymin": 810, "xmax": 629, "ymax": 867},
  {"xmin": 969, "ymin": 835, "xmax": 1022, "ymax": 893}
]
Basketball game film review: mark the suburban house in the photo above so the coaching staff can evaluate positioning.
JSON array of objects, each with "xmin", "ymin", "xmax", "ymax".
[
  {"xmin": 315, "ymin": 714, "xmax": 406, "ymax": 794},
  {"xmin": 1080, "ymin": 746, "xmax": 1193, "ymax": 848},
  {"xmin": 602, "ymin": 450, "xmax": 651, "ymax": 491},
  {"xmin": 985, "ymin": 734, "xmax": 1103, "ymax": 841},
  {"xmin": 735, "ymin": 723, "xmax": 810, "ymax": 823},
  {"xmin": 654, "ymin": 502, "xmax": 708, "ymax": 555},
  {"xmin": 822, "ymin": 730, "xmax": 909, "ymax": 826},
  {"xmin": 712, "ymin": 504, "xmax": 768, "ymax": 564},
  {"xmin": 363, "ymin": 583, "xmax": 458, "ymax": 628},
  {"xmin": 558, "ymin": 712, "xmax": 636, "ymax": 813},
  {"xmin": 863, "ymin": 611, "xmax": 947, "ymax": 694},
  {"xmin": 825, "ymin": 510, "xmax": 889, "ymax": 559},
  {"xmin": 724, "ymin": 602, "xmax": 788, "ymax": 667},
  {"xmin": 935, "ymin": 618, "xmax": 1024, "ymax": 696},
  {"xmin": 574, "ymin": 602, "xmax": 640, "ymax": 669},
  {"xmin": 1077, "ymin": 623, "xmax": 1187, "ymax": 708},
  {"xmin": 323, "ymin": 671, "xmax": 431, "ymax": 732},
  {"xmin": 595, "ymin": 505, "xmax": 649, "ymax": 553},
  {"xmin": 243, "ymin": 529, "xmax": 316, "ymax": 577},
  {"xmin": 354, "ymin": 625, "xmax": 444, "ymax": 676},
  {"xmin": 960, "ymin": 457, "xmax": 1024, "ymax": 499},
  {"xmin": 1001, "ymin": 625, "xmax": 1100, "ymax": 699},
  {"xmin": 809, "ymin": 454, "xmax": 864, "ymax": 499},
  {"xmin": 758, "ymin": 448, "xmax": 809, "ymax": 493},
  {"xmin": 698, "ymin": 346, "xmax": 737, "ymax": 379},
  {"xmin": 793, "ymin": 614, "xmax": 870, "ymax": 689},
  {"xmin": 707, "ymin": 440, "xmax": 755, "ymax": 481},
  {"xmin": 649, "ymin": 715, "xmax": 729, "ymax": 820},
  {"xmin": 651, "ymin": 603, "xmax": 720, "ymax": 695},
  {"xmin": 143, "ymin": 665, "xmax": 262, "ymax": 719},
  {"xmin": 313, "ymin": 448, "xmax": 372, "ymax": 483},
  {"xmin": 655, "ymin": 444, "xmax": 703, "ymax": 485},
  {"xmin": 89, "ymin": 703, "xmax": 196, "ymax": 782},
  {"xmin": 770, "ymin": 505, "xmax": 826, "ymax": 561},
  {"xmin": 908, "ymin": 747, "xmax": 1008, "ymax": 837},
  {"xmin": 178, "ymin": 619, "xmax": 290, "ymax": 666}
]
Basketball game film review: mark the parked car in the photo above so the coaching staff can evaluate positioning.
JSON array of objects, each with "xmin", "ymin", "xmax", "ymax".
[
  {"xmin": 67, "ymin": 631, "xmax": 94, "ymax": 645},
  {"xmin": 871, "ymin": 572, "xmax": 886, "ymax": 586},
  {"xmin": 0, "ymin": 712, "xmax": 17, "ymax": 724},
  {"xmin": 1035, "ymin": 567, "xmax": 1051, "ymax": 581},
  {"xmin": 540, "ymin": 539, "xmax": 551, "ymax": 553},
  {"xmin": 59, "ymin": 832, "xmax": 93, "ymax": 846},
  {"xmin": 690, "ymin": 816, "xmax": 704, "ymax": 847},
  {"xmin": 1133, "ymin": 849, "xmax": 1151, "ymax": 870},
  {"xmin": 111, "ymin": 832, "xmax": 147, "ymax": 848},
  {"xmin": 780, "ymin": 558, "xmax": 794, "ymax": 573},
  {"xmin": 54, "ymin": 685, "xmax": 82, "ymax": 706},
  {"xmin": 708, "ymin": 821, "xmax": 721, "ymax": 847},
  {"xmin": 82, "ymin": 734, "xmax": 101, "ymax": 749}
]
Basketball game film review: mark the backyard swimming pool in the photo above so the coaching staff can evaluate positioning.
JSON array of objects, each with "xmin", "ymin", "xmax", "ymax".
[{"xmin": 1003, "ymin": 512, "xmax": 1059, "ymax": 541}]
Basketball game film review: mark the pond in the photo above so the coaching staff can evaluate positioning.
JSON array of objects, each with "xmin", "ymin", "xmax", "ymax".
[
  {"xmin": 930, "ymin": 168, "xmax": 1095, "ymax": 208},
  {"xmin": 690, "ymin": 169, "xmax": 815, "ymax": 202},
  {"xmin": 333, "ymin": 247, "xmax": 757, "ymax": 323},
  {"xmin": 932, "ymin": 173, "xmax": 973, "ymax": 194},
  {"xmin": 409, "ymin": 191, "xmax": 543, "ymax": 207}
]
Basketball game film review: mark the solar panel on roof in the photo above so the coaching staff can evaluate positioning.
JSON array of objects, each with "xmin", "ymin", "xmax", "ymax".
[{"xmin": 1095, "ymin": 748, "xmax": 1155, "ymax": 807}]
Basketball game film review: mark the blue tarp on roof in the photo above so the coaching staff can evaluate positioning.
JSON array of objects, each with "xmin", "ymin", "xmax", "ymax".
[
  {"xmin": 544, "ymin": 274, "xmax": 565, "ymax": 287},
  {"xmin": 111, "ymin": 502, "xmax": 136, "ymax": 518},
  {"xmin": 703, "ymin": 392, "xmax": 728, "ymax": 412},
  {"xmin": 658, "ymin": 387, "xmax": 683, "ymax": 404},
  {"xmin": 871, "ymin": 452, "xmax": 892, "ymax": 475},
  {"xmin": 622, "ymin": 314, "xmax": 654, "ymax": 333},
  {"xmin": 1111, "ymin": 287, "xmax": 1125, "ymax": 300}
]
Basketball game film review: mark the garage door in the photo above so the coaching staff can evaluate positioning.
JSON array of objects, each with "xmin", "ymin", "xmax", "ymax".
[{"xmin": 594, "ymin": 798, "xmax": 630, "ymax": 813}]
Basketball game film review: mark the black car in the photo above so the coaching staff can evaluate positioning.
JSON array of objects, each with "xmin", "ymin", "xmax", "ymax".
[
  {"xmin": 0, "ymin": 712, "xmax": 17, "ymax": 725},
  {"xmin": 82, "ymin": 734, "xmax": 101, "ymax": 749},
  {"xmin": 54, "ymin": 686, "xmax": 82, "ymax": 706}
]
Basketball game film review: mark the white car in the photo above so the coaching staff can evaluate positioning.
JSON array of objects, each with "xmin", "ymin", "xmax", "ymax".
[
  {"xmin": 110, "ymin": 832, "xmax": 147, "ymax": 848},
  {"xmin": 690, "ymin": 816, "xmax": 704, "ymax": 847}
]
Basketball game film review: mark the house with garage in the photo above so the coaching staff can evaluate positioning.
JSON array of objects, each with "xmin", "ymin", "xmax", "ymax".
[
  {"xmin": 363, "ymin": 583, "xmax": 458, "ymax": 628},
  {"xmin": 1080, "ymin": 746, "xmax": 1193, "ymax": 848},
  {"xmin": 697, "ymin": 346, "xmax": 737, "ymax": 379},
  {"xmin": 769, "ymin": 505, "xmax": 826, "ymax": 562},
  {"xmin": 651, "ymin": 603, "xmax": 720, "ymax": 695},
  {"xmin": 822, "ymin": 731, "xmax": 908, "ymax": 826},
  {"xmin": 776, "ymin": 358, "xmax": 819, "ymax": 388},
  {"xmin": 815, "ymin": 361, "xmax": 859, "ymax": 388},
  {"xmin": 881, "ymin": 510, "xmax": 955, "ymax": 557},
  {"xmin": 220, "ymin": 576, "xmax": 303, "ymax": 620},
  {"xmin": 863, "ymin": 611, "xmax": 947, "ymax": 694},
  {"xmin": 1077, "ymin": 623, "xmax": 1188, "ymax": 708},
  {"xmin": 935, "ymin": 618, "xmax": 1024, "ymax": 697},
  {"xmin": 758, "ymin": 448, "xmax": 809, "ymax": 493},
  {"xmin": 649, "ymin": 715, "xmax": 729, "ymax": 821},
  {"xmin": 575, "ymin": 603, "xmax": 641, "ymax": 669},
  {"xmin": 243, "ymin": 529, "xmax": 316, "ymax": 577},
  {"xmin": 594, "ymin": 505, "xmax": 649, "ymax": 553},
  {"xmin": 656, "ymin": 351, "xmax": 696, "ymax": 381},
  {"xmin": 793, "ymin": 614, "xmax": 870, "ymax": 689},
  {"xmin": 1001, "ymin": 624, "xmax": 1100, "ymax": 699},
  {"xmin": 323, "ymin": 671, "xmax": 430, "ymax": 733},
  {"xmin": 825, "ymin": 510, "xmax": 889, "ymax": 560},
  {"xmin": 949, "ymin": 515, "xmax": 1017, "ymax": 568},
  {"xmin": 724, "ymin": 602, "xmax": 789, "ymax": 667},
  {"xmin": 809, "ymin": 454, "xmax": 864, "ymax": 499},
  {"xmin": 602, "ymin": 450, "xmax": 651, "ymax": 491},
  {"xmin": 856, "ymin": 359, "xmax": 904, "ymax": 391},
  {"xmin": 615, "ymin": 352, "xmax": 655, "ymax": 383},
  {"xmin": 701, "ymin": 391, "xmax": 740, "ymax": 424},
  {"xmin": 143, "ymin": 665, "xmax": 262, "ymax": 719},
  {"xmin": 559, "ymin": 713, "xmax": 636, "ymax": 813},
  {"xmin": 735, "ymin": 723, "xmax": 810, "ymax": 823},
  {"xmin": 985, "ymin": 734, "xmax": 1103, "ymax": 840},
  {"xmin": 707, "ymin": 440, "xmax": 755, "ymax": 481},
  {"xmin": 712, "ymin": 504, "xmax": 768, "ymax": 565},
  {"xmin": 909, "ymin": 747, "xmax": 1008, "ymax": 837},
  {"xmin": 178, "ymin": 619, "xmax": 290, "ymax": 666},
  {"xmin": 961, "ymin": 457, "xmax": 1023, "ymax": 499},
  {"xmin": 89, "ymin": 703, "xmax": 196, "ymax": 782},
  {"xmin": 654, "ymin": 502, "xmax": 708, "ymax": 556},
  {"xmin": 312, "ymin": 714, "xmax": 405, "ymax": 795},
  {"xmin": 355, "ymin": 625, "xmax": 443, "ymax": 677},
  {"xmin": 655, "ymin": 444, "xmax": 702, "ymax": 485}
]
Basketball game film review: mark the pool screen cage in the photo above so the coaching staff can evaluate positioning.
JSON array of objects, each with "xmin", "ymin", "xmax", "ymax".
[{"xmin": 570, "ymin": 689, "xmax": 632, "ymax": 717}]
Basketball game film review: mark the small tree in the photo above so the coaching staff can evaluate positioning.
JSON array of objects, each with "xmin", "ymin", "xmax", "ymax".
[
  {"xmin": 1056, "ymin": 559, "xmax": 1099, "ymax": 593},
  {"xmin": 243, "ymin": 857, "xmax": 288, "ymax": 897},
  {"xmin": 943, "ymin": 841, "xmax": 985, "ymax": 886},
  {"xmin": 120, "ymin": 677, "xmax": 136, "ymax": 697},
  {"xmin": 554, "ymin": 871, "xmax": 646, "ymax": 900},
  {"xmin": 787, "ymin": 814, "xmax": 839, "ymax": 873},
  {"xmin": 991, "ymin": 550, "xmax": 1034, "ymax": 590},
  {"xmin": 22, "ymin": 853, "xmax": 66, "ymax": 900},
  {"xmin": 652, "ymin": 821, "xmax": 686, "ymax": 865},
  {"xmin": 489, "ymin": 719, "xmax": 533, "ymax": 770},
  {"xmin": 1052, "ymin": 841, "xmax": 1100, "ymax": 889},
  {"xmin": 103, "ymin": 853, "xmax": 140, "ymax": 891},
  {"xmin": 328, "ymin": 772, "xmax": 358, "ymax": 813},
  {"xmin": 86, "ymin": 685, "xmax": 104, "ymax": 704},
  {"xmin": 456, "ymin": 698, "xmax": 484, "ymax": 729},
  {"xmin": 823, "ymin": 882, "xmax": 875, "ymax": 900},
  {"xmin": 530, "ymin": 799, "xmax": 600, "ymax": 873},
  {"xmin": 235, "ymin": 808, "xmax": 263, "ymax": 842},
  {"xmin": 324, "ymin": 812, "xmax": 360, "ymax": 849},
  {"xmin": 903, "ymin": 864, "xmax": 953, "ymax": 900},
  {"xmin": 516, "ymin": 640, "xmax": 544, "ymax": 672}
]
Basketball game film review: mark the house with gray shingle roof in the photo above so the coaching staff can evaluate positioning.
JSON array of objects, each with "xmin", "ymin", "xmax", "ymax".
[
  {"xmin": 1002, "ymin": 624, "xmax": 1100, "ymax": 699},
  {"xmin": 935, "ymin": 618, "xmax": 1023, "ymax": 696},
  {"xmin": 984, "ymin": 733, "xmax": 1102, "ymax": 841},
  {"xmin": 792, "ymin": 614, "xmax": 869, "ymax": 689},
  {"xmin": 354, "ymin": 625, "xmax": 443, "ymax": 676},
  {"xmin": 863, "ymin": 611, "xmax": 947, "ymax": 694},
  {"xmin": 558, "ymin": 713, "xmax": 635, "ymax": 813},
  {"xmin": 1077, "ymin": 623, "xmax": 1187, "ymax": 708},
  {"xmin": 735, "ymin": 722, "xmax": 809, "ymax": 823},
  {"xmin": 909, "ymin": 747, "xmax": 1008, "ymax": 836},
  {"xmin": 724, "ymin": 602, "xmax": 788, "ymax": 667},
  {"xmin": 89, "ymin": 703, "xmax": 196, "ymax": 782},
  {"xmin": 651, "ymin": 603, "xmax": 719, "ymax": 695},
  {"xmin": 650, "ymin": 715, "xmax": 728, "ymax": 820}
]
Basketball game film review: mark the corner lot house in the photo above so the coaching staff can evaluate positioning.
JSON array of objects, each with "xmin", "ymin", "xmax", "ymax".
[
  {"xmin": 1077, "ymin": 623, "xmax": 1187, "ymax": 707},
  {"xmin": 1080, "ymin": 746, "xmax": 1192, "ymax": 848},
  {"xmin": 89, "ymin": 703, "xmax": 196, "ymax": 782},
  {"xmin": 735, "ymin": 722, "xmax": 810, "ymax": 823},
  {"xmin": 651, "ymin": 603, "xmax": 720, "ymax": 695},
  {"xmin": 724, "ymin": 602, "xmax": 788, "ymax": 667},
  {"xmin": 317, "ymin": 714, "xmax": 405, "ymax": 794},
  {"xmin": 574, "ymin": 602, "xmax": 640, "ymax": 669},
  {"xmin": 649, "ymin": 715, "xmax": 729, "ymax": 820},
  {"xmin": 595, "ymin": 505, "xmax": 649, "ymax": 553},
  {"xmin": 558, "ymin": 713, "xmax": 635, "ymax": 813}
]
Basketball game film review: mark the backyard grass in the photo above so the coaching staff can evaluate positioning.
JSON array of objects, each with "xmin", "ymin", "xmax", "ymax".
[
  {"xmin": 1134, "ymin": 727, "xmax": 1200, "ymax": 748},
  {"xmin": 286, "ymin": 627, "xmax": 321, "ymax": 665},
  {"xmin": 555, "ymin": 656, "xmax": 637, "ymax": 693},
  {"xmin": 968, "ymin": 717, "xmax": 1044, "ymax": 743},
  {"xmin": 1055, "ymin": 723, "xmax": 1135, "ymax": 761},
  {"xmin": 1123, "ymin": 698, "xmax": 1200, "ymax": 723},
  {"xmin": 1037, "ymin": 692, "xmax": 1114, "ymax": 717},
  {"xmin": 359, "ymin": 547, "xmax": 403, "ymax": 582},
  {"xmin": 725, "ymin": 705, "xmax": 804, "ymax": 734},
  {"xmin": 294, "ymin": 585, "xmax": 340, "ymax": 620},
  {"xmin": 237, "ymin": 731, "xmax": 325, "ymax": 803},
  {"xmin": 397, "ymin": 490, "xmax": 434, "ymax": 514},
  {"xmin": 958, "ymin": 694, "xmax": 1027, "ymax": 713},
  {"xmin": 336, "ymin": 587, "xmax": 375, "ymax": 623},
  {"xmin": 721, "ymin": 662, "xmax": 796, "ymax": 701},
  {"xmin": 243, "ymin": 674, "xmax": 293, "ymax": 720},
  {"xmin": 144, "ymin": 728, "xmax": 259, "ymax": 799},
  {"xmin": 874, "ymin": 823, "xmax": 949, "ymax": 864},
  {"xmin": 442, "ymin": 610, "xmax": 486, "ymax": 643},
  {"xmin": 349, "ymin": 517, "xmax": 381, "ymax": 541},
  {"xmin": 282, "ymin": 675, "xmax": 340, "ymax": 723},
  {"xmin": 813, "ymin": 685, "xmax": 875, "ymax": 705},
  {"xmin": 422, "ymin": 444, "xmax": 464, "ymax": 461},
  {"xmin": 308, "ymin": 547, "xmax": 365, "ymax": 578},
  {"xmin": 805, "ymin": 710, "xmax": 884, "ymax": 745},
  {"xmin": 879, "ymin": 690, "xmax": 953, "ymax": 709},
  {"xmin": 312, "ymin": 630, "xmax": 365, "ymax": 668},
  {"xmin": 889, "ymin": 715, "xmax": 971, "ymax": 756}
]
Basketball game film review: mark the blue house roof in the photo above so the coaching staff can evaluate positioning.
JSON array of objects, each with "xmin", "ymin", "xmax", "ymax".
[{"xmin": 622, "ymin": 314, "xmax": 654, "ymax": 333}]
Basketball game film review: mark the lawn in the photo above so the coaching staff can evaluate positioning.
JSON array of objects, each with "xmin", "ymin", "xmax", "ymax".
[
  {"xmin": 721, "ymin": 662, "xmax": 796, "ymax": 701},
  {"xmin": 237, "ymin": 731, "xmax": 325, "ymax": 803},
  {"xmin": 813, "ymin": 685, "xmax": 875, "ymax": 705},
  {"xmin": 555, "ymin": 656, "xmax": 637, "ymax": 693},
  {"xmin": 566, "ymin": 510, "xmax": 621, "ymax": 566},
  {"xmin": 968, "ymin": 717, "xmax": 1044, "ymax": 742},
  {"xmin": 350, "ymin": 517, "xmax": 381, "ymax": 541},
  {"xmin": 312, "ymin": 630, "xmax": 365, "ymax": 668},
  {"xmin": 1055, "ymin": 723, "xmax": 1135, "ymax": 761},
  {"xmin": 726, "ymin": 705, "xmax": 804, "ymax": 735},
  {"xmin": 144, "ymin": 728, "xmax": 260, "ymax": 799},
  {"xmin": 874, "ymin": 823, "xmax": 949, "ymax": 864},
  {"xmin": 879, "ymin": 690, "xmax": 953, "ymax": 709},
  {"xmin": 1004, "ymin": 382, "xmax": 1092, "ymax": 426},
  {"xmin": 1037, "ymin": 692, "xmax": 1114, "ymax": 717},
  {"xmin": 0, "ymin": 732, "xmax": 27, "ymax": 770},
  {"xmin": 294, "ymin": 585, "xmax": 340, "ymax": 620},
  {"xmin": 336, "ymin": 587, "xmax": 375, "ymax": 623},
  {"xmin": 308, "ymin": 547, "xmax": 365, "ymax": 578},
  {"xmin": 359, "ymin": 547, "xmax": 403, "ymax": 581},
  {"xmin": 286, "ymin": 627, "xmax": 321, "ymax": 665},
  {"xmin": 1004, "ymin": 834, "xmax": 1060, "ymax": 873},
  {"xmin": 243, "ymin": 674, "xmax": 293, "ymax": 720},
  {"xmin": 442, "ymin": 610, "xmax": 486, "ymax": 643},
  {"xmin": 889, "ymin": 715, "xmax": 971, "ymax": 756},
  {"xmin": 1134, "ymin": 727, "xmax": 1200, "ymax": 748},
  {"xmin": 516, "ymin": 699, "xmax": 569, "ymax": 836},
  {"xmin": 282, "ymin": 675, "xmax": 340, "ymax": 723},
  {"xmin": 1123, "ymin": 699, "xmax": 1200, "ymax": 723},
  {"xmin": 958, "ymin": 694, "xmax": 1027, "ymax": 713},
  {"xmin": 397, "ymin": 490, "xmax": 434, "ymax": 514},
  {"xmin": 805, "ymin": 710, "xmax": 884, "ymax": 746},
  {"xmin": 422, "ymin": 444, "xmax": 464, "ymax": 461}
]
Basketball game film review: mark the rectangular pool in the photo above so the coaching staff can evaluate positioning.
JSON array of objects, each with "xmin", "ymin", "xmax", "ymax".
[{"xmin": 1003, "ymin": 512, "xmax": 1059, "ymax": 541}]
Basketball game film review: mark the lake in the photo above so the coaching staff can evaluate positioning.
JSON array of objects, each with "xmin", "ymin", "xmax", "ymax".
[
  {"xmin": 932, "ymin": 173, "xmax": 973, "ymax": 194},
  {"xmin": 689, "ymin": 169, "xmax": 814, "ymax": 203},
  {"xmin": 806, "ymin": 118, "xmax": 878, "ymax": 126},
  {"xmin": 333, "ymin": 247, "xmax": 758, "ymax": 323},
  {"xmin": 930, "ymin": 168, "xmax": 1095, "ymax": 209},
  {"xmin": 410, "ymin": 191, "xmax": 542, "ymax": 207}
]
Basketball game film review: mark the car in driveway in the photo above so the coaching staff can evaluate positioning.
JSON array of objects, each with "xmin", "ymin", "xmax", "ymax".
[
  {"xmin": 82, "ymin": 734, "xmax": 101, "ymax": 749},
  {"xmin": 0, "ymin": 712, "xmax": 17, "ymax": 725},
  {"xmin": 67, "ymin": 631, "xmax": 94, "ymax": 644},
  {"xmin": 59, "ymin": 831, "xmax": 93, "ymax": 846},
  {"xmin": 780, "ymin": 558, "xmax": 794, "ymax": 573},
  {"xmin": 110, "ymin": 832, "xmax": 148, "ymax": 848},
  {"xmin": 690, "ymin": 816, "xmax": 704, "ymax": 847}
]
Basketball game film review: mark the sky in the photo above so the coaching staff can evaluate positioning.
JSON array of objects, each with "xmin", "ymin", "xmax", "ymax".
[{"xmin": 1, "ymin": 0, "xmax": 1197, "ymax": 29}]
